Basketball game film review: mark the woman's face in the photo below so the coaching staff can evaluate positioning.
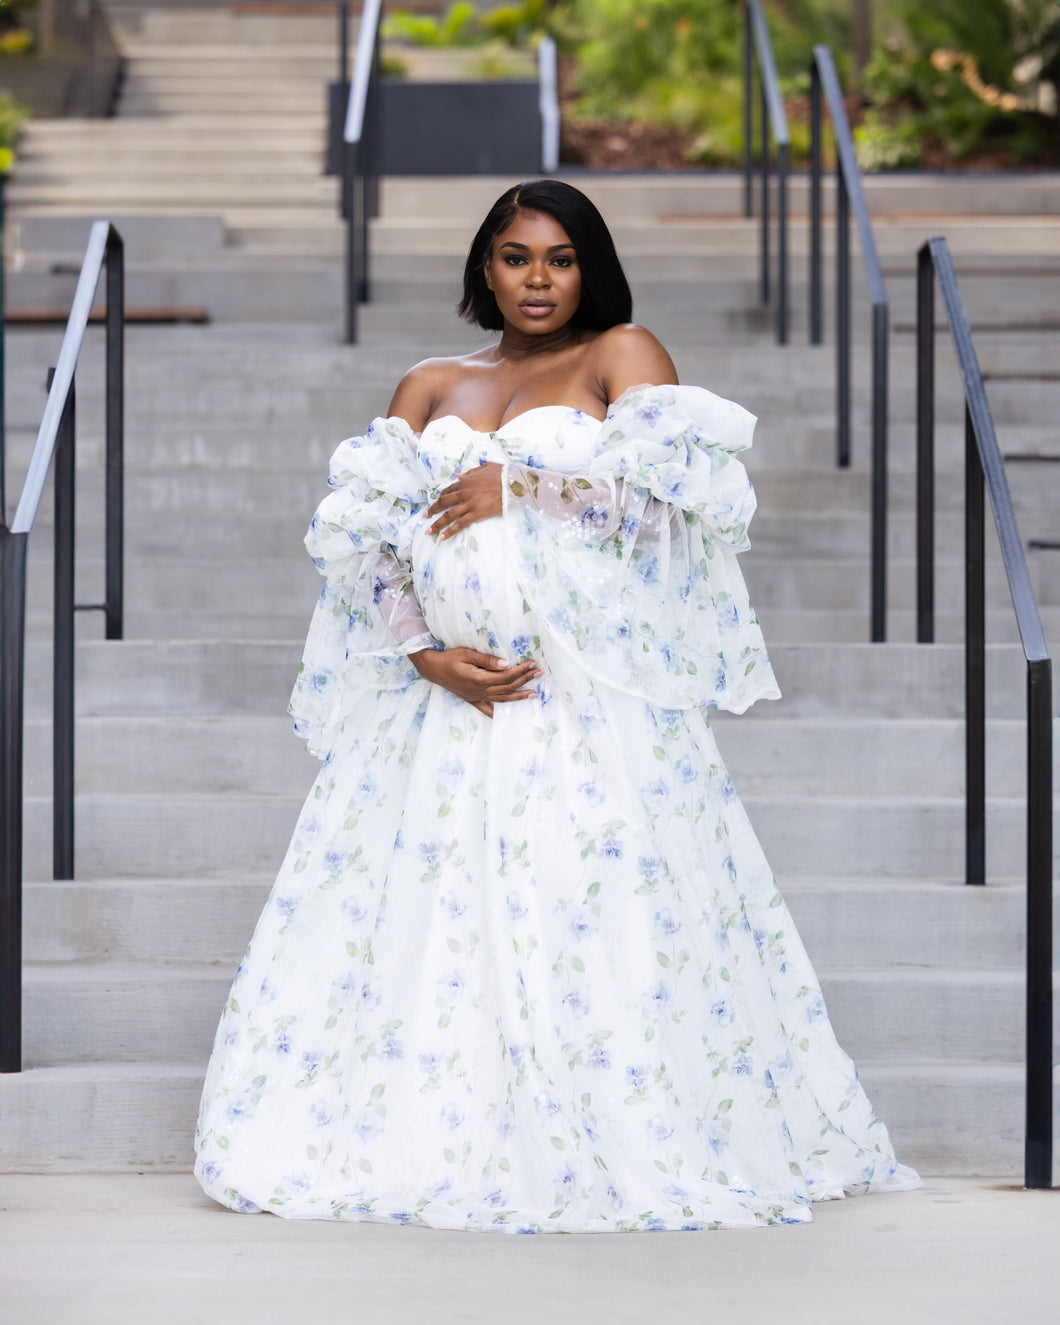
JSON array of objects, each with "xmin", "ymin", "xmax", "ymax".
[{"xmin": 483, "ymin": 209, "xmax": 582, "ymax": 334}]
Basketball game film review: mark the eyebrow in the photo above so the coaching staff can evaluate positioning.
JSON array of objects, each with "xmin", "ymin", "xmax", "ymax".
[{"xmin": 498, "ymin": 241, "xmax": 575, "ymax": 252}]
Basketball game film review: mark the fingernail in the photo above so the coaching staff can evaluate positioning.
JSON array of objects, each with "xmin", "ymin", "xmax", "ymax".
[{"xmin": 495, "ymin": 658, "xmax": 509, "ymax": 668}]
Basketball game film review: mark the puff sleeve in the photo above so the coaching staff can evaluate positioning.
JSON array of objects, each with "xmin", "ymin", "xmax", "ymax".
[
  {"xmin": 500, "ymin": 384, "xmax": 780, "ymax": 713},
  {"xmin": 288, "ymin": 418, "xmax": 437, "ymax": 758}
]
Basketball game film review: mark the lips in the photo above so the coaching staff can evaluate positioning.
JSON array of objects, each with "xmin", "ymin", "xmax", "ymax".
[{"xmin": 520, "ymin": 300, "xmax": 555, "ymax": 315}]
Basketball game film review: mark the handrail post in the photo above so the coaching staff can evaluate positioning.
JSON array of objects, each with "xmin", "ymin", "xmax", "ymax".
[
  {"xmin": 742, "ymin": 1, "xmax": 753, "ymax": 218},
  {"xmin": 338, "ymin": 1, "xmax": 349, "ymax": 86},
  {"xmin": 777, "ymin": 141, "xmax": 788, "ymax": 345},
  {"xmin": 344, "ymin": 139, "xmax": 359, "ymax": 344},
  {"xmin": 964, "ymin": 402, "xmax": 986, "ymax": 886},
  {"xmin": 0, "ymin": 524, "xmax": 26, "ymax": 1072},
  {"xmin": 367, "ymin": 17, "xmax": 382, "ymax": 224},
  {"xmin": 916, "ymin": 243, "xmax": 935, "ymax": 644},
  {"xmin": 870, "ymin": 301, "xmax": 888, "ymax": 641},
  {"xmin": 809, "ymin": 59, "xmax": 822, "ymax": 345},
  {"xmin": 104, "ymin": 232, "xmax": 124, "ymax": 641},
  {"xmin": 1025, "ymin": 657, "xmax": 1054, "ymax": 1188},
  {"xmin": 342, "ymin": 0, "xmax": 382, "ymax": 342},
  {"xmin": 87, "ymin": 0, "xmax": 97, "ymax": 116},
  {"xmin": 52, "ymin": 375, "xmax": 75, "ymax": 881},
  {"xmin": 0, "ymin": 174, "xmax": 6, "ymax": 524},
  {"xmin": 835, "ymin": 167, "xmax": 850, "ymax": 467},
  {"xmin": 759, "ymin": 76, "xmax": 769, "ymax": 306}
]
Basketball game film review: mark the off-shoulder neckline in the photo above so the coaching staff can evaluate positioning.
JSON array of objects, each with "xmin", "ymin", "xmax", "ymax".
[{"xmin": 400, "ymin": 381, "xmax": 666, "ymax": 439}]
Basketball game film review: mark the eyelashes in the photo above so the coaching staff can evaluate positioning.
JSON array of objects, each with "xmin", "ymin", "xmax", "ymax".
[{"xmin": 501, "ymin": 255, "xmax": 576, "ymax": 268}]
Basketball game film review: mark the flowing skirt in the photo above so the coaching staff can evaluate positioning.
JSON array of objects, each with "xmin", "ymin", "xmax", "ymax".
[{"xmin": 193, "ymin": 604, "xmax": 919, "ymax": 1229}]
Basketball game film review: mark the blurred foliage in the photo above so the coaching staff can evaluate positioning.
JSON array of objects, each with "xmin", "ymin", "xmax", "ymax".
[
  {"xmin": 481, "ymin": 0, "xmax": 551, "ymax": 45},
  {"xmin": 0, "ymin": 0, "xmax": 35, "ymax": 54},
  {"xmin": 856, "ymin": 2, "xmax": 1060, "ymax": 167},
  {"xmin": 0, "ymin": 28, "xmax": 32, "ymax": 54},
  {"xmin": 552, "ymin": 0, "xmax": 849, "ymax": 161},
  {"xmin": 384, "ymin": 2, "xmax": 481, "ymax": 46},
  {"xmin": 0, "ymin": 88, "xmax": 27, "ymax": 159},
  {"xmin": 385, "ymin": 1, "xmax": 1060, "ymax": 168},
  {"xmin": 888, "ymin": 0, "xmax": 1060, "ymax": 94},
  {"xmin": 384, "ymin": 0, "xmax": 548, "ymax": 48}
]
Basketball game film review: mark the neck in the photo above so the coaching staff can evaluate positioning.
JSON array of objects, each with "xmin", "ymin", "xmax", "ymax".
[{"xmin": 495, "ymin": 321, "xmax": 581, "ymax": 361}]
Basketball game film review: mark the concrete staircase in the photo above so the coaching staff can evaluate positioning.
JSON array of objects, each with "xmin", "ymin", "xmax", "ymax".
[{"xmin": 1, "ymin": 5, "xmax": 1058, "ymax": 1180}]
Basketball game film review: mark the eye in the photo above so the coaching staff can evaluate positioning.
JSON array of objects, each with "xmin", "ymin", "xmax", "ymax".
[
  {"xmin": 502, "ymin": 254, "xmax": 527, "ymax": 266},
  {"xmin": 552, "ymin": 255, "xmax": 575, "ymax": 268}
]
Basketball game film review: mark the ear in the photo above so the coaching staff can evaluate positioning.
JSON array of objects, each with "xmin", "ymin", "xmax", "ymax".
[{"xmin": 483, "ymin": 256, "xmax": 494, "ymax": 293}]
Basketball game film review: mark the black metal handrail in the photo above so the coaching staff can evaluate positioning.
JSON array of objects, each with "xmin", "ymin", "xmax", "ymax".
[
  {"xmin": 809, "ymin": 44, "xmax": 889, "ymax": 642},
  {"xmin": 916, "ymin": 236, "xmax": 1053, "ymax": 1190},
  {"xmin": 742, "ymin": 0, "xmax": 789, "ymax": 345},
  {"xmin": 0, "ymin": 220, "xmax": 125, "ymax": 1074},
  {"xmin": 342, "ymin": 0, "xmax": 384, "ymax": 344}
]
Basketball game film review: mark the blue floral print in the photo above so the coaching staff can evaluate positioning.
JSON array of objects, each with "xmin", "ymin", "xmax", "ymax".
[{"xmin": 194, "ymin": 387, "xmax": 919, "ymax": 1231}]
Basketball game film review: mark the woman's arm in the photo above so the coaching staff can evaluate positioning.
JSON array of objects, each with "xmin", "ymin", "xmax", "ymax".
[
  {"xmin": 592, "ymin": 323, "xmax": 679, "ymax": 402},
  {"xmin": 386, "ymin": 358, "xmax": 446, "ymax": 432},
  {"xmin": 388, "ymin": 363, "xmax": 543, "ymax": 716},
  {"xmin": 424, "ymin": 323, "xmax": 681, "ymax": 542}
]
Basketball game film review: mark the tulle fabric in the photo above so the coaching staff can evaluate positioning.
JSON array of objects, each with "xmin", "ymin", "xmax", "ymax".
[{"xmin": 195, "ymin": 386, "xmax": 918, "ymax": 1230}]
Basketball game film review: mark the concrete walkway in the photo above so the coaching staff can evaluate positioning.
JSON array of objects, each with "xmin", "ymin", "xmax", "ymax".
[{"xmin": 1, "ymin": 1173, "xmax": 1057, "ymax": 1323}]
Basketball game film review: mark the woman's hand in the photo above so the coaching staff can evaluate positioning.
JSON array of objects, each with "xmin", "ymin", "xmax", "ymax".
[
  {"xmin": 411, "ymin": 646, "xmax": 541, "ymax": 719},
  {"xmin": 426, "ymin": 462, "xmax": 504, "ymax": 539}
]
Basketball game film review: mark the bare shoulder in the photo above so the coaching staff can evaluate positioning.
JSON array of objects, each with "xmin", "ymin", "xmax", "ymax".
[
  {"xmin": 386, "ymin": 349, "xmax": 495, "ymax": 431},
  {"xmin": 386, "ymin": 358, "xmax": 448, "ymax": 432},
  {"xmin": 589, "ymin": 323, "xmax": 679, "ymax": 402}
]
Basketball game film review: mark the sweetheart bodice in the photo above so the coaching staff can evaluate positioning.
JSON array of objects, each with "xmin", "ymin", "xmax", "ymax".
[{"xmin": 415, "ymin": 404, "xmax": 607, "ymax": 485}]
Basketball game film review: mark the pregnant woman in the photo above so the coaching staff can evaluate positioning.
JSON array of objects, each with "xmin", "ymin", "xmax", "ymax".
[{"xmin": 194, "ymin": 179, "xmax": 919, "ymax": 1230}]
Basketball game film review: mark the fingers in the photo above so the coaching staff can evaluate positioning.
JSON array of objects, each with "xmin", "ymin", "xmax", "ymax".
[
  {"xmin": 425, "ymin": 484, "xmax": 460, "ymax": 520},
  {"xmin": 477, "ymin": 660, "xmax": 540, "ymax": 691},
  {"xmin": 470, "ymin": 700, "xmax": 494, "ymax": 719},
  {"xmin": 428, "ymin": 505, "xmax": 470, "ymax": 539},
  {"xmin": 456, "ymin": 652, "xmax": 542, "ymax": 701},
  {"xmin": 464, "ymin": 650, "xmax": 511, "ymax": 670},
  {"xmin": 425, "ymin": 467, "xmax": 502, "ymax": 538}
]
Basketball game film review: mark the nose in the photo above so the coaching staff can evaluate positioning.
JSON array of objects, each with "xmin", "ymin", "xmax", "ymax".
[{"xmin": 525, "ymin": 261, "xmax": 549, "ymax": 287}]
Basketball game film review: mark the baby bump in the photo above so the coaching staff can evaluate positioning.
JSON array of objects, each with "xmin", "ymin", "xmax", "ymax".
[{"xmin": 411, "ymin": 516, "xmax": 533, "ymax": 655}]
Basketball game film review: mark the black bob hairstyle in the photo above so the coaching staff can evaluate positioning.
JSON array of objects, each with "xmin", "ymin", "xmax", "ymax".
[{"xmin": 458, "ymin": 179, "xmax": 633, "ymax": 332}]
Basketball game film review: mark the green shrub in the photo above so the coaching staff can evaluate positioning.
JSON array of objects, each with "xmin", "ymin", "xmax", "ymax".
[
  {"xmin": 383, "ymin": 2, "xmax": 481, "ymax": 47},
  {"xmin": 481, "ymin": 0, "xmax": 551, "ymax": 46},
  {"xmin": 554, "ymin": 0, "xmax": 851, "ymax": 161},
  {"xmin": 383, "ymin": 0, "xmax": 548, "ymax": 49},
  {"xmin": 854, "ymin": 110, "xmax": 921, "ymax": 170},
  {"xmin": 0, "ymin": 89, "xmax": 28, "ymax": 158}
]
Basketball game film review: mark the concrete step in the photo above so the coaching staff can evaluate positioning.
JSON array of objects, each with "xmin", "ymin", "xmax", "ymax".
[
  {"xmin": 6, "ymin": 177, "xmax": 339, "ymax": 209},
  {"xmin": 0, "ymin": 1061, "xmax": 206, "ymax": 1170},
  {"xmin": 376, "ymin": 173, "xmax": 1060, "ymax": 223},
  {"xmin": 20, "ymin": 786, "xmax": 1060, "ymax": 881},
  {"xmin": 130, "ymin": 12, "xmax": 342, "ymax": 45},
  {"xmin": 856, "ymin": 1060, "xmax": 1057, "ymax": 1176},
  {"xmin": 2, "ymin": 1057, "xmax": 1050, "ymax": 1174},
  {"xmin": 15, "ymin": 550, "xmax": 1050, "ymax": 620},
  {"xmin": 19, "ymin": 958, "xmax": 1057, "ymax": 1069},
  {"xmin": 116, "ymin": 94, "xmax": 329, "ymax": 116},
  {"xmin": 20, "ymin": 639, "xmax": 1043, "ymax": 720},
  {"xmin": 21, "ymin": 874, "xmax": 1056, "ymax": 971},
  {"xmin": 7, "ymin": 263, "xmax": 343, "ymax": 322},
  {"xmin": 0, "ymin": 505, "xmax": 983, "ymax": 563},
  {"xmin": 21, "ymin": 714, "xmax": 1059, "ymax": 800},
  {"xmin": 14, "ymin": 156, "xmax": 328, "ymax": 182},
  {"xmin": 26, "ymin": 605, "xmax": 1059, "ymax": 649}
]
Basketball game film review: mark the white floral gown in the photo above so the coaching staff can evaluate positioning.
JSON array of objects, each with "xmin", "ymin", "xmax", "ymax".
[{"xmin": 193, "ymin": 384, "xmax": 919, "ymax": 1230}]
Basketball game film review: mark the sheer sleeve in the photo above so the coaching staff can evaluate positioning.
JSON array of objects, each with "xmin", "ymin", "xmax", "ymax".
[
  {"xmin": 288, "ymin": 418, "xmax": 437, "ymax": 758},
  {"xmin": 499, "ymin": 384, "xmax": 780, "ymax": 714},
  {"xmin": 372, "ymin": 549, "xmax": 437, "ymax": 651},
  {"xmin": 503, "ymin": 466, "xmax": 678, "ymax": 546}
]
